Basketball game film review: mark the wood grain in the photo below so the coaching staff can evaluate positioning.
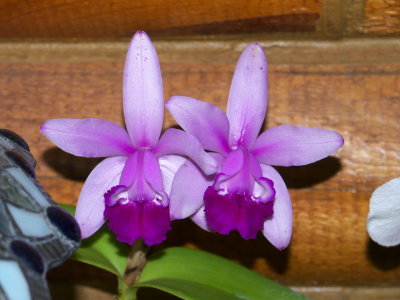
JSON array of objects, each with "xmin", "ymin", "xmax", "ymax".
[
  {"xmin": 364, "ymin": 0, "xmax": 400, "ymax": 34},
  {"xmin": 1, "ymin": 40, "xmax": 400, "ymax": 286},
  {"xmin": 0, "ymin": 0, "xmax": 321, "ymax": 38}
]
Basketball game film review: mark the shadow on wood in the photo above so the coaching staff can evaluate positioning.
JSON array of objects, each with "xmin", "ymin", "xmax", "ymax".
[
  {"xmin": 157, "ymin": 219, "xmax": 290, "ymax": 274},
  {"xmin": 42, "ymin": 147, "xmax": 102, "ymax": 181},
  {"xmin": 367, "ymin": 238, "xmax": 400, "ymax": 271},
  {"xmin": 275, "ymin": 156, "xmax": 342, "ymax": 189}
]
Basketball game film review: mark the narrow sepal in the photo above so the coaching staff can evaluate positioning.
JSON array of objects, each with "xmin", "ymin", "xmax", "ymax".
[
  {"xmin": 123, "ymin": 31, "xmax": 164, "ymax": 148},
  {"xmin": 41, "ymin": 118, "xmax": 134, "ymax": 157},
  {"xmin": 226, "ymin": 43, "xmax": 268, "ymax": 148},
  {"xmin": 252, "ymin": 125, "xmax": 344, "ymax": 167}
]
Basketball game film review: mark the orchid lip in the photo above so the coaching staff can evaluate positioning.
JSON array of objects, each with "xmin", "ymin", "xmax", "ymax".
[
  {"xmin": 211, "ymin": 172, "xmax": 275, "ymax": 204},
  {"xmin": 204, "ymin": 186, "xmax": 274, "ymax": 239},
  {"xmin": 252, "ymin": 177, "xmax": 275, "ymax": 203},
  {"xmin": 104, "ymin": 185, "xmax": 128, "ymax": 207}
]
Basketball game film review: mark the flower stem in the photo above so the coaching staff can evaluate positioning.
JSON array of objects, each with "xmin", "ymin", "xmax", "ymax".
[{"xmin": 118, "ymin": 239, "xmax": 150, "ymax": 299}]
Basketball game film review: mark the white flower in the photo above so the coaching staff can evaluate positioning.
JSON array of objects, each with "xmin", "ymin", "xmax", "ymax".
[{"xmin": 367, "ymin": 177, "xmax": 400, "ymax": 246}]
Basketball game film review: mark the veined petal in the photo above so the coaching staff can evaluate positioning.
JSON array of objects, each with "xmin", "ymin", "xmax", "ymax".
[
  {"xmin": 41, "ymin": 118, "xmax": 134, "ymax": 157},
  {"xmin": 260, "ymin": 164, "xmax": 292, "ymax": 250},
  {"xmin": 153, "ymin": 128, "xmax": 217, "ymax": 175},
  {"xmin": 158, "ymin": 154, "xmax": 186, "ymax": 195},
  {"xmin": 75, "ymin": 156, "xmax": 127, "ymax": 238},
  {"xmin": 252, "ymin": 125, "xmax": 344, "ymax": 167},
  {"xmin": 226, "ymin": 43, "xmax": 268, "ymax": 148},
  {"xmin": 123, "ymin": 31, "xmax": 164, "ymax": 148},
  {"xmin": 367, "ymin": 177, "xmax": 400, "ymax": 246},
  {"xmin": 169, "ymin": 159, "xmax": 213, "ymax": 220},
  {"xmin": 166, "ymin": 96, "xmax": 230, "ymax": 154}
]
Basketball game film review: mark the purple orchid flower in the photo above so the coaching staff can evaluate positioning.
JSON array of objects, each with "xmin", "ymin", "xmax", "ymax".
[
  {"xmin": 41, "ymin": 31, "xmax": 216, "ymax": 246},
  {"xmin": 166, "ymin": 43, "xmax": 344, "ymax": 249}
]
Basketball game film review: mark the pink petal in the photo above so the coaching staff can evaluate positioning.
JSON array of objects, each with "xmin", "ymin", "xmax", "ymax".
[
  {"xmin": 169, "ymin": 159, "xmax": 213, "ymax": 220},
  {"xmin": 252, "ymin": 125, "xmax": 344, "ymax": 167},
  {"xmin": 119, "ymin": 150, "xmax": 165, "ymax": 205},
  {"xmin": 204, "ymin": 186, "xmax": 274, "ymax": 239},
  {"xmin": 123, "ymin": 31, "xmax": 164, "ymax": 148},
  {"xmin": 191, "ymin": 206, "xmax": 211, "ymax": 231},
  {"xmin": 158, "ymin": 154, "xmax": 186, "ymax": 195},
  {"xmin": 153, "ymin": 128, "xmax": 217, "ymax": 175},
  {"xmin": 367, "ymin": 177, "xmax": 400, "ymax": 246},
  {"xmin": 260, "ymin": 164, "xmax": 292, "ymax": 250},
  {"xmin": 41, "ymin": 118, "xmax": 134, "ymax": 157},
  {"xmin": 226, "ymin": 43, "xmax": 268, "ymax": 148},
  {"xmin": 143, "ymin": 150, "xmax": 165, "ymax": 193},
  {"xmin": 104, "ymin": 200, "xmax": 170, "ymax": 246},
  {"xmin": 75, "ymin": 156, "xmax": 127, "ymax": 238},
  {"xmin": 166, "ymin": 96, "xmax": 230, "ymax": 154}
]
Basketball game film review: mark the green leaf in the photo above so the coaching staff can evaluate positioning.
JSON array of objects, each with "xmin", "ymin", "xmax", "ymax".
[
  {"xmin": 60, "ymin": 204, "xmax": 130, "ymax": 277},
  {"xmin": 136, "ymin": 247, "xmax": 307, "ymax": 300}
]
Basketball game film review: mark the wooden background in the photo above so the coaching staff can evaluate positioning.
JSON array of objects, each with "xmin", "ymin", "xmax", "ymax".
[
  {"xmin": 0, "ymin": 0, "xmax": 399, "ymax": 299},
  {"xmin": 0, "ymin": 0, "xmax": 399, "ymax": 38}
]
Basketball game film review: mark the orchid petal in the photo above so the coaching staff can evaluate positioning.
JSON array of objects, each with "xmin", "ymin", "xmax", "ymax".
[
  {"xmin": 41, "ymin": 118, "xmax": 134, "ymax": 157},
  {"xmin": 143, "ymin": 150, "xmax": 165, "ymax": 193},
  {"xmin": 204, "ymin": 187, "xmax": 274, "ymax": 239},
  {"xmin": 119, "ymin": 150, "xmax": 164, "ymax": 204},
  {"xmin": 166, "ymin": 96, "xmax": 230, "ymax": 154},
  {"xmin": 226, "ymin": 43, "xmax": 268, "ymax": 148},
  {"xmin": 158, "ymin": 154, "xmax": 186, "ymax": 195},
  {"xmin": 170, "ymin": 160, "xmax": 213, "ymax": 220},
  {"xmin": 191, "ymin": 206, "xmax": 212, "ymax": 231},
  {"xmin": 123, "ymin": 31, "xmax": 164, "ymax": 148},
  {"xmin": 153, "ymin": 128, "xmax": 217, "ymax": 175},
  {"xmin": 218, "ymin": 149, "xmax": 254, "ymax": 196},
  {"xmin": 260, "ymin": 164, "xmax": 292, "ymax": 250},
  {"xmin": 75, "ymin": 156, "xmax": 127, "ymax": 238},
  {"xmin": 252, "ymin": 125, "xmax": 344, "ymax": 167},
  {"xmin": 367, "ymin": 177, "xmax": 400, "ymax": 246},
  {"xmin": 104, "ymin": 200, "xmax": 170, "ymax": 246}
]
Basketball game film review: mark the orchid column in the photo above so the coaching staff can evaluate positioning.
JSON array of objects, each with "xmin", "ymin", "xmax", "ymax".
[{"xmin": 41, "ymin": 31, "xmax": 216, "ymax": 246}]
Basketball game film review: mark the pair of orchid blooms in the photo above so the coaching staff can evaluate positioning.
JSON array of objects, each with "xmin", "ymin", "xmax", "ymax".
[{"xmin": 41, "ymin": 31, "xmax": 344, "ymax": 250}]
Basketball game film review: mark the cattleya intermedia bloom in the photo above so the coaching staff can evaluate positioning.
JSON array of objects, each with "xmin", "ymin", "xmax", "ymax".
[
  {"xmin": 367, "ymin": 177, "xmax": 400, "ymax": 246},
  {"xmin": 41, "ymin": 31, "xmax": 217, "ymax": 246},
  {"xmin": 167, "ymin": 43, "xmax": 344, "ymax": 249},
  {"xmin": 41, "ymin": 31, "xmax": 344, "ymax": 250}
]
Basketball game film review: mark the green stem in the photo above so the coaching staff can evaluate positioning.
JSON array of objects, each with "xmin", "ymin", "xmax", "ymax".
[{"xmin": 117, "ymin": 278, "xmax": 138, "ymax": 300}]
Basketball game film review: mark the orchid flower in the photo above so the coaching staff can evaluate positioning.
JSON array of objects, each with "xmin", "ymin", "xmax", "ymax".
[
  {"xmin": 167, "ymin": 43, "xmax": 344, "ymax": 249},
  {"xmin": 41, "ymin": 31, "xmax": 216, "ymax": 246},
  {"xmin": 367, "ymin": 177, "xmax": 400, "ymax": 246}
]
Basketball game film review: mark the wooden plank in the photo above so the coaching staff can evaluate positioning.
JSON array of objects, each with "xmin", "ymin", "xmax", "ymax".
[
  {"xmin": 2, "ymin": 39, "xmax": 400, "ymax": 65},
  {"xmin": 1, "ymin": 60, "xmax": 399, "ymax": 191},
  {"xmin": 364, "ymin": 0, "xmax": 400, "ymax": 34},
  {"xmin": 1, "ymin": 39, "xmax": 400, "ymax": 285},
  {"xmin": 43, "ymin": 178, "xmax": 400, "ymax": 284},
  {"xmin": 0, "ymin": 0, "xmax": 321, "ymax": 38}
]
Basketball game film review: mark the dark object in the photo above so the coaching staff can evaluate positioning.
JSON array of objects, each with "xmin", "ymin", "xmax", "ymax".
[{"xmin": 0, "ymin": 129, "xmax": 80, "ymax": 300}]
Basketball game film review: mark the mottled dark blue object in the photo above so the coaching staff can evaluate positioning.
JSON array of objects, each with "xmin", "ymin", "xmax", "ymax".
[{"xmin": 0, "ymin": 129, "xmax": 80, "ymax": 300}]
